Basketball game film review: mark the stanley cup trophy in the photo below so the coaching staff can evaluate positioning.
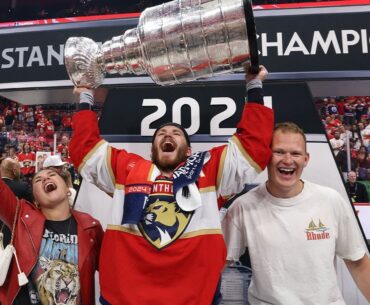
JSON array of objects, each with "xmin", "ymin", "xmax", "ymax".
[{"xmin": 64, "ymin": 0, "xmax": 258, "ymax": 88}]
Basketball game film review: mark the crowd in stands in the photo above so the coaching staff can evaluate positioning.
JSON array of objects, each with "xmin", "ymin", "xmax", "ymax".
[
  {"xmin": 0, "ymin": 96, "xmax": 102, "ymax": 188},
  {"xmin": 315, "ymin": 96, "xmax": 370, "ymax": 195},
  {"xmin": 1, "ymin": 0, "xmax": 154, "ymax": 22},
  {"xmin": 0, "ymin": 0, "xmax": 350, "ymax": 23}
]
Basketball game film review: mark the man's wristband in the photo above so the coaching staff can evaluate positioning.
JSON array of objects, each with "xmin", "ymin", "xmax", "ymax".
[
  {"xmin": 80, "ymin": 91, "xmax": 94, "ymax": 106},
  {"xmin": 78, "ymin": 91, "xmax": 94, "ymax": 111},
  {"xmin": 246, "ymin": 79, "xmax": 262, "ymax": 91},
  {"xmin": 246, "ymin": 79, "xmax": 264, "ymax": 105}
]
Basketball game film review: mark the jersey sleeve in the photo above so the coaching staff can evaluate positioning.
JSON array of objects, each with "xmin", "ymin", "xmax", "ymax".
[
  {"xmin": 69, "ymin": 110, "xmax": 142, "ymax": 195},
  {"xmin": 217, "ymin": 103, "xmax": 273, "ymax": 199}
]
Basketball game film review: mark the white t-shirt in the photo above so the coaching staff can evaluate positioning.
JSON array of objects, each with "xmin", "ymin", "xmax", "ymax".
[{"xmin": 222, "ymin": 181, "xmax": 367, "ymax": 305}]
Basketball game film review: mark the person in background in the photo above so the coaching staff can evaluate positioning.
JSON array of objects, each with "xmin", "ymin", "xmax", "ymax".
[
  {"xmin": 0, "ymin": 157, "xmax": 32, "ymax": 248},
  {"xmin": 17, "ymin": 142, "xmax": 36, "ymax": 184},
  {"xmin": 0, "ymin": 168, "xmax": 103, "ymax": 305},
  {"xmin": 70, "ymin": 65, "xmax": 273, "ymax": 305},
  {"xmin": 57, "ymin": 135, "xmax": 70, "ymax": 154},
  {"xmin": 330, "ymin": 129, "xmax": 344, "ymax": 156},
  {"xmin": 7, "ymin": 146, "xmax": 18, "ymax": 161},
  {"xmin": 4, "ymin": 109, "xmax": 15, "ymax": 132},
  {"xmin": 356, "ymin": 145, "xmax": 370, "ymax": 180},
  {"xmin": 42, "ymin": 154, "xmax": 67, "ymax": 174},
  {"xmin": 222, "ymin": 122, "xmax": 370, "ymax": 305},
  {"xmin": 346, "ymin": 170, "xmax": 369, "ymax": 203}
]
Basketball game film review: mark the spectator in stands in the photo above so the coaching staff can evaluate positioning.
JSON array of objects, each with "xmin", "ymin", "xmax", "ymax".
[
  {"xmin": 17, "ymin": 105, "xmax": 25, "ymax": 122},
  {"xmin": 355, "ymin": 98, "xmax": 367, "ymax": 123},
  {"xmin": 0, "ymin": 114, "xmax": 4, "ymax": 129},
  {"xmin": 36, "ymin": 113, "xmax": 47, "ymax": 133},
  {"xmin": 62, "ymin": 112, "xmax": 73, "ymax": 131},
  {"xmin": 329, "ymin": 130, "xmax": 344, "ymax": 156},
  {"xmin": 358, "ymin": 122, "xmax": 366, "ymax": 138},
  {"xmin": 18, "ymin": 142, "xmax": 36, "ymax": 183},
  {"xmin": 17, "ymin": 129, "xmax": 27, "ymax": 144},
  {"xmin": 336, "ymin": 97, "xmax": 345, "ymax": 121},
  {"xmin": 45, "ymin": 117, "xmax": 55, "ymax": 144},
  {"xmin": 52, "ymin": 110, "xmax": 62, "ymax": 131},
  {"xmin": 7, "ymin": 146, "xmax": 18, "ymax": 161},
  {"xmin": 327, "ymin": 97, "xmax": 338, "ymax": 116},
  {"xmin": 356, "ymin": 145, "xmax": 370, "ymax": 180},
  {"xmin": 325, "ymin": 116, "xmax": 340, "ymax": 130},
  {"xmin": 1, "ymin": 157, "xmax": 32, "ymax": 202},
  {"xmin": 335, "ymin": 138, "xmax": 358, "ymax": 180},
  {"xmin": 0, "ymin": 157, "xmax": 32, "ymax": 248},
  {"xmin": 57, "ymin": 135, "xmax": 70, "ymax": 154},
  {"xmin": 7, "ymin": 130, "xmax": 18, "ymax": 148},
  {"xmin": 25, "ymin": 106, "xmax": 35, "ymax": 130},
  {"xmin": 338, "ymin": 125, "xmax": 346, "ymax": 142},
  {"xmin": 346, "ymin": 170, "xmax": 369, "ymax": 203},
  {"xmin": 0, "ymin": 127, "xmax": 8, "ymax": 154},
  {"xmin": 60, "ymin": 146, "xmax": 71, "ymax": 163},
  {"xmin": 4, "ymin": 109, "xmax": 15, "ymax": 131},
  {"xmin": 361, "ymin": 123, "xmax": 370, "ymax": 148},
  {"xmin": 34, "ymin": 105, "xmax": 44, "ymax": 122},
  {"xmin": 343, "ymin": 99, "xmax": 355, "ymax": 125},
  {"xmin": 222, "ymin": 122, "xmax": 370, "ymax": 304},
  {"xmin": 42, "ymin": 143, "xmax": 52, "ymax": 152},
  {"xmin": 349, "ymin": 124, "xmax": 362, "ymax": 149}
]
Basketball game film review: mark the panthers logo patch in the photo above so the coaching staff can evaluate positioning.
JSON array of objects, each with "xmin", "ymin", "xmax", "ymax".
[{"xmin": 139, "ymin": 199, "xmax": 193, "ymax": 250}]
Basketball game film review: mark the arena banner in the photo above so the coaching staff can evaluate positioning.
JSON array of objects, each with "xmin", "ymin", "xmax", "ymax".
[
  {"xmin": 0, "ymin": 9, "xmax": 369, "ymax": 87},
  {"xmin": 99, "ymin": 81, "xmax": 323, "ymax": 138}
]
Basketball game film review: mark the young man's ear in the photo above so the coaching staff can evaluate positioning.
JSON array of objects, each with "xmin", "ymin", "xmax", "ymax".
[{"xmin": 304, "ymin": 152, "xmax": 310, "ymax": 167}]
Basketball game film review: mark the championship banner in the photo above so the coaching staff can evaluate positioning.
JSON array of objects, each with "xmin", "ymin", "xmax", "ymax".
[
  {"xmin": 99, "ymin": 81, "xmax": 323, "ymax": 139},
  {"xmin": 0, "ymin": 9, "xmax": 370, "ymax": 87}
]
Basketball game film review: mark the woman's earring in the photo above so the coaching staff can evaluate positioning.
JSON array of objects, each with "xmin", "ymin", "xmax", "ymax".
[
  {"xmin": 34, "ymin": 201, "xmax": 40, "ymax": 209},
  {"xmin": 67, "ymin": 191, "xmax": 72, "ymax": 197}
]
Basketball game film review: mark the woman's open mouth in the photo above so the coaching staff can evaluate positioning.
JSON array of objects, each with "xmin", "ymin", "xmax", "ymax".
[{"xmin": 44, "ymin": 182, "xmax": 57, "ymax": 193}]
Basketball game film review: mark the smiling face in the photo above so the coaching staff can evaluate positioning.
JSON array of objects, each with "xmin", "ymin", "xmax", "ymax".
[
  {"xmin": 32, "ymin": 169, "xmax": 69, "ymax": 209},
  {"xmin": 267, "ymin": 129, "xmax": 310, "ymax": 198},
  {"xmin": 151, "ymin": 125, "xmax": 191, "ymax": 175}
]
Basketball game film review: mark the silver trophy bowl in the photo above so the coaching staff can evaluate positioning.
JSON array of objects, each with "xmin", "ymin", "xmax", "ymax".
[{"xmin": 64, "ymin": 0, "xmax": 258, "ymax": 88}]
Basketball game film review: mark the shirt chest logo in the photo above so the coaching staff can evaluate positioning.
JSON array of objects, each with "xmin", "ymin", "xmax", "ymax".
[{"xmin": 305, "ymin": 219, "xmax": 331, "ymax": 241}]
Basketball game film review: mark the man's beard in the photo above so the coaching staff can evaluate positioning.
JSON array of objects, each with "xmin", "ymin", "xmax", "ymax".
[{"xmin": 151, "ymin": 144, "xmax": 189, "ymax": 173}]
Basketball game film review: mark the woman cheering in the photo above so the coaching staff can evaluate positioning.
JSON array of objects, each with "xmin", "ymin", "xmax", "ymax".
[{"xmin": 0, "ymin": 168, "xmax": 103, "ymax": 305}]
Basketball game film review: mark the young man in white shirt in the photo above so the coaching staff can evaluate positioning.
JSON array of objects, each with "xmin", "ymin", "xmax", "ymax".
[{"xmin": 222, "ymin": 122, "xmax": 370, "ymax": 305}]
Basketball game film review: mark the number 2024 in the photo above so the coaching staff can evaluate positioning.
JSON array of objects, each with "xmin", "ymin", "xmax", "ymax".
[{"xmin": 140, "ymin": 96, "xmax": 272, "ymax": 136}]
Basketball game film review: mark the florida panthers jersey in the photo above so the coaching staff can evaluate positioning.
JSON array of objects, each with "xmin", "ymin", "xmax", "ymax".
[{"xmin": 70, "ymin": 103, "xmax": 273, "ymax": 305}]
